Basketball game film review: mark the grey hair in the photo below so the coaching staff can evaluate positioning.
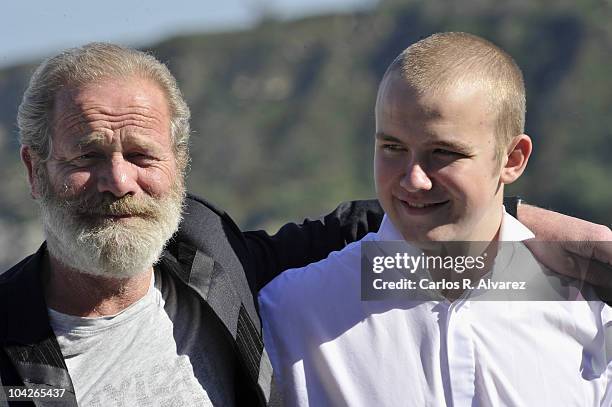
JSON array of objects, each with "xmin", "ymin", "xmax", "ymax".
[{"xmin": 17, "ymin": 42, "xmax": 190, "ymax": 170}]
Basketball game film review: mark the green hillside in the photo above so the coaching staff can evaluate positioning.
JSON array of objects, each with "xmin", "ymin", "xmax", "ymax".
[{"xmin": 0, "ymin": 0, "xmax": 610, "ymax": 269}]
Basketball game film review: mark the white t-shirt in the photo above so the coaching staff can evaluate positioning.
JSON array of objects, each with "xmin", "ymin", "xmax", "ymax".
[
  {"xmin": 259, "ymin": 211, "xmax": 612, "ymax": 406},
  {"xmin": 49, "ymin": 267, "xmax": 236, "ymax": 406}
]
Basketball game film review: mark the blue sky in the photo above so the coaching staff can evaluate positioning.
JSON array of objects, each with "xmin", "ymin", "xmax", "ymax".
[{"xmin": 1, "ymin": 0, "xmax": 376, "ymax": 68}]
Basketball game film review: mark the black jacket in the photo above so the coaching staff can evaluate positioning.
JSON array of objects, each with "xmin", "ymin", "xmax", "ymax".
[{"xmin": 0, "ymin": 195, "xmax": 384, "ymax": 406}]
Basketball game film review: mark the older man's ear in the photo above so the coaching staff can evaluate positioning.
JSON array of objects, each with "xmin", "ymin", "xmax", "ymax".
[{"xmin": 21, "ymin": 146, "xmax": 40, "ymax": 199}]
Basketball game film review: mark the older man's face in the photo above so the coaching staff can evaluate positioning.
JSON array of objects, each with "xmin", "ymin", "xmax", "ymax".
[{"xmin": 34, "ymin": 76, "xmax": 184, "ymax": 278}]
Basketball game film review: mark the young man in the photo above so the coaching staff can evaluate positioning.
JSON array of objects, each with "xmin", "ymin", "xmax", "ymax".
[{"xmin": 259, "ymin": 32, "xmax": 612, "ymax": 406}]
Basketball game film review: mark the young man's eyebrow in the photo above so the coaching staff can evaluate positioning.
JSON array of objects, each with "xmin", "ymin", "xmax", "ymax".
[
  {"xmin": 375, "ymin": 132, "xmax": 403, "ymax": 143},
  {"xmin": 375, "ymin": 133, "xmax": 474, "ymax": 153},
  {"xmin": 429, "ymin": 139, "xmax": 474, "ymax": 154}
]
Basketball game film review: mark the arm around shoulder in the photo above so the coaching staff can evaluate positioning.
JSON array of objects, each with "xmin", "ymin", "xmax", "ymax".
[
  {"xmin": 244, "ymin": 199, "xmax": 384, "ymax": 291},
  {"xmin": 518, "ymin": 203, "xmax": 612, "ymax": 300}
]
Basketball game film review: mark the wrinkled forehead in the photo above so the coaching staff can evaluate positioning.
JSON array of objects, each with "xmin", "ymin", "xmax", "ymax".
[
  {"xmin": 52, "ymin": 76, "xmax": 169, "ymax": 117},
  {"xmin": 49, "ymin": 77, "xmax": 172, "ymax": 147}
]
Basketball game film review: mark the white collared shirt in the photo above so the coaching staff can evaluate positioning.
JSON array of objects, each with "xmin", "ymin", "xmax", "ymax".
[{"xmin": 259, "ymin": 209, "xmax": 612, "ymax": 406}]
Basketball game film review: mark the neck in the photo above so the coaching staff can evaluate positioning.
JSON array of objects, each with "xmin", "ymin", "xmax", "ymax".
[
  {"xmin": 429, "ymin": 237, "xmax": 500, "ymax": 301},
  {"xmin": 44, "ymin": 255, "xmax": 153, "ymax": 317},
  {"xmin": 424, "ymin": 204, "xmax": 505, "ymax": 302},
  {"xmin": 468, "ymin": 193, "xmax": 505, "ymax": 241}
]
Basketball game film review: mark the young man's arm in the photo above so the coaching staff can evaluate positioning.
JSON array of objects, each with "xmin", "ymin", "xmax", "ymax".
[{"xmin": 245, "ymin": 199, "xmax": 612, "ymax": 292}]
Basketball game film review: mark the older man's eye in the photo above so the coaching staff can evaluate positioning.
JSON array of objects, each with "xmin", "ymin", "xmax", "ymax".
[
  {"xmin": 74, "ymin": 152, "xmax": 101, "ymax": 162},
  {"xmin": 126, "ymin": 153, "xmax": 155, "ymax": 164}
]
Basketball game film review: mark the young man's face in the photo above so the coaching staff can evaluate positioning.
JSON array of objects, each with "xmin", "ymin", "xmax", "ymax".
[{"xmin": 374, "ymin": 71, "xmax": 505, "ymax": 243}]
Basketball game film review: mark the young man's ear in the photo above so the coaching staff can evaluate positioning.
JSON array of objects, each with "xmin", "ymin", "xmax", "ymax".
[
  {"xmin": 21, "ymin": 145, "xmax": 41, "ymax": 199},
  {"xmin": 500, "ymin": 134, "xmax": 532, "ymax": 184}
]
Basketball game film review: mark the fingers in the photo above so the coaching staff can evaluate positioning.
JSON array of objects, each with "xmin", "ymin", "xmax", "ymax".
[
  {"xmin": 562, "ymin": 238, "xmax": 612, "ymax": 266},
  {"xmin": 569, "ymin": 253, "xmax": 612, "ymax": 290},
  {"xmin": 592, "ymin": 240, "xmax": 612, "ymax": 267},
  {"xmin": 523, "ymin": 240, "xmax": 612, "ymax": 289},
  {"xmin": 523, "ymin": 240, "xmax": 575, "ymax": 278}
]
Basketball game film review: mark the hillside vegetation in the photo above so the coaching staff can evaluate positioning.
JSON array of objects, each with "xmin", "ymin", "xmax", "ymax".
[{"xmin": 0, "ymin": 0, "xmax": 610, "ymax": 269}]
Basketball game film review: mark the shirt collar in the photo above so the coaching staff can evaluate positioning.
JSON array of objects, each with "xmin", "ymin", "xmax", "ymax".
[
  {"xmin": 376, "ymin": 215, "xmax": 404, "ymax": 241},
  {"xmin": 375, "ymin": 206, "xmax": 535, "ymax": 243},
  {"xmin": 499, "ymin": 205, "xmax": 535, "ymax": 241}
]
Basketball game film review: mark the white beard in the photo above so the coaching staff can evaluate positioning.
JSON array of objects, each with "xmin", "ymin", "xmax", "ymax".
[{"xmin": 39, "ymin": 181, "xmax": 184, "ymax": 279}]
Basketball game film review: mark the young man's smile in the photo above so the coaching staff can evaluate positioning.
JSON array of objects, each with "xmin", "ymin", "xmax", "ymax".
[{"xmin": 396, "ymin": 197, "xmax": 450, "ymax": 213}]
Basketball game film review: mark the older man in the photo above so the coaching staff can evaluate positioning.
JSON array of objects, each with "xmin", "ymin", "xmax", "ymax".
[
  {"xmin": 2, "ymin": 42, "xmax": 395, "ymax": 406},
  {"xmin": 0, "ymin": 43, "xmax": 610, "ymax": 406}
]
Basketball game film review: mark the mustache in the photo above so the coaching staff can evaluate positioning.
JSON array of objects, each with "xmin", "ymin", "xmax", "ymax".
[{"xmin": 52, "ymin": 192, "xmax": 162, "ymax": 219}]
